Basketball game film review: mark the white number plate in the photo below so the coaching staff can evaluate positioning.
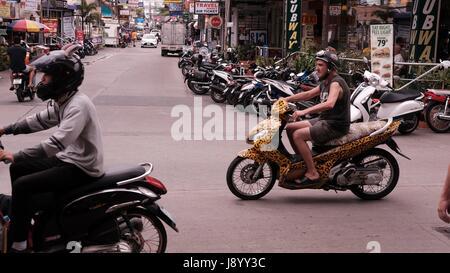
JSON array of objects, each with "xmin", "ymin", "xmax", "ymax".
[{"xmin": 13, "ymin": 79, "xmax": 22, "ymax": 84}]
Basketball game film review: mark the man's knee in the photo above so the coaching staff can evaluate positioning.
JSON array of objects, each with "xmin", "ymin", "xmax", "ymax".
[
  {"xmin": 292, "ymin": 128, "xmax": 311, "ymax": 141},
  {"xmin": 11, "ymin": 176, "xmax": 32, "ymax": 194}
]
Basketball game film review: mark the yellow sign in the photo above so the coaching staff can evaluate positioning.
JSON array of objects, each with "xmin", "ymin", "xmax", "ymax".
[
  {"xmin": 0, "ymin": 2, "xmax": 11, "ymax": 19},
  {"xmin": 164, "ymin": 0, "xmax": 183, "ymax": 3}
]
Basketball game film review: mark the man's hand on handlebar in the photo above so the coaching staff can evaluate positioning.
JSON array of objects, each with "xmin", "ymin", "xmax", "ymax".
[
  {"xmin": 290, "ymin": 110, "xmax": 306, "ymax": 122},
  {"xmin": 0, "ymin": 149, "xmax": 14, "ymax": 164}
]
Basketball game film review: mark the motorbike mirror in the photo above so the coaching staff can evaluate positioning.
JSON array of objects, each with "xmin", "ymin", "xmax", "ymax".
[
  {"xmin": 379, "ymin": 79, "xmax": 389, "ymax": 88},
  {"xmin": 441, "ymin": 60, "xmax": 450, "ymax": 70}
]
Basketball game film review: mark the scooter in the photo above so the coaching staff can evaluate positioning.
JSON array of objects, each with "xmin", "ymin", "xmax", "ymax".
[
  {"xmin": 354, "ymin": 61, "xmax": 450, "ymax": 134},
  {"xmin": 0, "ymin": 139, "xmax": 178, "ymax": 253},
  {"xmin": 11, "ymin": 71, "xmax": 34, "ymax": 102},
  {"xmin": 350, "ymin": 70, "xmax": 425, "ymax": 134},
  {"xmin": 226, "ymin": 99, "xmax": 409, "ymax": 200},
  {"xmin": 424, "ymin": 88, "xmax": 450, "ymax": 133}
]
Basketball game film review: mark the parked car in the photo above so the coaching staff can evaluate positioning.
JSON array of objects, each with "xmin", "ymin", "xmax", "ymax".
[{"xmin": 141, "ymin": 33, "xmax": 158, "ymax": 48}]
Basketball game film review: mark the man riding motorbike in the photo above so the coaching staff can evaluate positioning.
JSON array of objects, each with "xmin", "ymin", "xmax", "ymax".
[
  {"xmin": 285, "ymin": 49, "xmax": 351, "ymax": 187},
  {"xmin": 0, "ymin": 44, "xmax": 104, "ymax": 253},
  {"xmin": 7, "ymin": 36, "xmax": 35, "ymax": 91}
]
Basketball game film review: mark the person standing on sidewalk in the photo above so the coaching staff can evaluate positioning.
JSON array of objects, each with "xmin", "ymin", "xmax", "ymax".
[
  {"xmin": 438, "ymin": 164, "xmax": 450, "ymax": 223},
  {"xmin": 131, "ymin": 30, "xmax": 137, "ymax": 47}
]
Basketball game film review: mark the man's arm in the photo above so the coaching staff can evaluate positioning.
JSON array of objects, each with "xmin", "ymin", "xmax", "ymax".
[
  {"xmin": 13, "ymin": 104, "xmax": 87, "ymax": 162},
  {"xmin": 296, "ymin": 82, "xmax": 342, "ymax": 117},
  {"xmin": 438, "ymin": 164, "xmax": 450, "ymax": 223},
  {"xmin": 1, "ymin": 106, "xmax": 59, "ymax": 136},
  {"xmin": 286, "ymin": 85, "xmax": 321, "ymax": 102}
]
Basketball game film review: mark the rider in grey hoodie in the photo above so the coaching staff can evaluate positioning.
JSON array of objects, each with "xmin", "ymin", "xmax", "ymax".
[{"xmin": 0, "ymin": 45, "xmax": 104, "ymax": 252}]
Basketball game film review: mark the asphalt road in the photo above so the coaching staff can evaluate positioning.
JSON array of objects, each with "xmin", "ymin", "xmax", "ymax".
[{"xmin": 0, "ymin": 45, "xmax": 449, "ymax": 253}]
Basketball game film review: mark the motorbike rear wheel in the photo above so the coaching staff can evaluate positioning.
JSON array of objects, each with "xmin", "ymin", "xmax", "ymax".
[
  {"xmin": 350, "ymin": 148, "xmax": 399, "ymax": 200},
  {"xmin": 226, "ymin": 156, "xmax": 277, "ymax": 200},
  {"xmin": 425, "ymin": 101, "xmax": 450, "ymax": 133},
  {"xmin": 398, "ymin": 112, "xmax": 420, "ymax": 134},
  {"xmin": 121, "ymin": 210, "xmax": 167, "ymax": 253},
  {"xmin": 16, "ymin": 88, "xmax": 24, "ymax": 102}
]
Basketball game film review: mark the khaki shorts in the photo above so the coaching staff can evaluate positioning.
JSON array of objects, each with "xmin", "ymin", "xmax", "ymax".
[{"xmin": 308, "ymin": 118, "xmax": 347, "ymax": 145}]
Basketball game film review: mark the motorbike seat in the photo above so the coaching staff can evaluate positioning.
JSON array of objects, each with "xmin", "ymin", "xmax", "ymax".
[
  {"xmin": 313, "ymin": 120, "xmax": 387, "ymax": 152},
  {"xmin": 61, "ymin": 165, "xmax": 146, "ymax": 202},
  {"xmin": 428, "ymin": 89, "xmax": 450, "ymax": 97},
  {"xmin": 379, "ymin": 89, "xmax": 422, "ymax": 103}
]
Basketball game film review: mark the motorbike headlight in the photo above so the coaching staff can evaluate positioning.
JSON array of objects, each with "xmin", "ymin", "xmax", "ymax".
[{"xmin": 251, "ymin": 130, "xmax": 269, "ymax": 142}]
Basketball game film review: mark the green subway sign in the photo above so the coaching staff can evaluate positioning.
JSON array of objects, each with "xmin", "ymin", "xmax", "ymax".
[
  {"xmin": 286, "ymin": 0, "xmax": 302, "ymax": 53},
  {"xmin": 409, "ymin": 0, "xmax": 442, "ymax": 62}
]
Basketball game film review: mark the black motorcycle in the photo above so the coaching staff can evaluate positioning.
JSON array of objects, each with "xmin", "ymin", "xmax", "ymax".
[
  {"xmin": 0, "ymin": 140, "xmax": 178, "ymax": 253},
  {"xmin": 11, "ymin": 71, "xmax": 34, "ymax": 102}
]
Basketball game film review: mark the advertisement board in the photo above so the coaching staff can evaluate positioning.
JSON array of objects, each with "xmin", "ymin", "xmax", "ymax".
[
  {"xmin": 195, "ymin": 2, "xmax": 219, "ymax": 15},
  {"xmin": 370, "ymin": 24, "xmax": 394, "ymax": 86}
]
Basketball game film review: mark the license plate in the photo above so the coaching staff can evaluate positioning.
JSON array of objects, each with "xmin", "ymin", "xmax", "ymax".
[
  {"xmin": 13, "ymin": 79, "xmax": 22, "ymax": 84},
  {"xmin": 159, "ymin": 206, "xmax": 176, "ymax": 224},
  {"xmin": 169, "ymin": 47, "xmax": 175, "ymax": 50}
]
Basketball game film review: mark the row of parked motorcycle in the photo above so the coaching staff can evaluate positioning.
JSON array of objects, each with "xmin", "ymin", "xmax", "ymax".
[{"xmin": 179, "ymin": 50, "xmax": 450, "ymax": 134}]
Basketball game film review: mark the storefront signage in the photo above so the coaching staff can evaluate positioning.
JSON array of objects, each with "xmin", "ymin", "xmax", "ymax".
[
  {"xmin": 329, "ymin": 5, "xmax": 341, "ymax": 16},
  {"xmin": 370, "ymin": 24, "xmax": 394, "ymax": 86},
  {"xmin": 286, "ymin": 0, "xmax": 301, "ymax": 53},
  {"xmin": 42, "ymin": 19, "xmax": 58, "ymax": 33},
  {"xmin": 62, "ymin": 17, "xmax": 75, "ymax": 39},
  {"xmin": 409, "ymin": 0, "xmax": 442, "ymax": 62},
  {"xmin": 0, "ymin": 2, "xmax": 11, "ymax": 19},
  {"xmin": 195, "ymin": 2, "xmax": 219, "ymax": 15},
  {"xmin": 210, "ymin": 16, "xmax": 222, "ymax": 28},
  {"xmin": 25, "ymin": 0, "xmax": 39, "ymax": 12},
  {"xmin": 301, "ymin": 14, "xmax": 317, "ymax": 25}
]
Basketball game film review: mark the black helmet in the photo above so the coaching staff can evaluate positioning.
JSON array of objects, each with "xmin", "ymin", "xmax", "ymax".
[
  {"xmin": 315, "ymin": 49, "xmax": 339, "ymax": 70},
  {"xmin": 30, "ymin": 44, "xmax": 84, "ymax": 101}
]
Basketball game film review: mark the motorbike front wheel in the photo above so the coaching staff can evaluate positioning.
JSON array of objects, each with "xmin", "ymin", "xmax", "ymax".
[
  {"xmin": 425, "ymin": 101, "xmax": 450, "ymax": 133},
  {"xmin": 187, "ymin": 79, "xmax": 209, "ymax": 95},
  {"xmin": 121, "ymin": 210, "xmax": 167, "ymax": 253},
  {"xmin": 226, "ymin": 156, "xmax": 277, "ymax": 200},
  {"xmin": 350, "ymin": 148, "xmax": 399, "ymax": 200}
]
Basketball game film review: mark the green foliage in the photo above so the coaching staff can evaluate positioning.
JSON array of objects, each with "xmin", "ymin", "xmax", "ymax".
[
  {"xmin": 236, "ymin": 44, "xmax": 256, "ymax": 61},
  {"xmin": 255, "ymin": 56, "xmax": 274, "ymax": 67},
  {"xmin": 0, "ymin": 46, "xmax": 9, "ymax": 71}
]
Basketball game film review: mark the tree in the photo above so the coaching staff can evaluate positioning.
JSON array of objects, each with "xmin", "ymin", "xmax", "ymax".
[{"xmin": 79, "ymin": 0, "xmax": 98, "ymax": 37}]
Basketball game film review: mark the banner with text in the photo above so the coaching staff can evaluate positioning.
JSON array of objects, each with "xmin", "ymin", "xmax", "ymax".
[
  {"xmin": 195, "ymin": 2, "xmax": 219, "ymax": 15},
  {"xmin": 286, "ymin": 0, "xmax": 301, "ymax": 53},
  {"xmin": 409, "ymin": 0, "xmax": 441, "ymax": 62},
  {"xmin": 371, "ymin": 24, "xmax": 394, "ymax": 86}
]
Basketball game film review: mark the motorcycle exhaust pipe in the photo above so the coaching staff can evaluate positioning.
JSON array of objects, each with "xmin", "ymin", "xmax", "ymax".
[
  {"xmin": 437, "ymin": 113, "xmax": 450, "ymax": 121},
  {"xmin": 190, "ymin": 81, "xmax": 212, "ymax": 85}
]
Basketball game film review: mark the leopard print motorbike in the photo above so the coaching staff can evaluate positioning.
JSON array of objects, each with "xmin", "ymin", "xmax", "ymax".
[{"xmin": 226, "ymin": 99, "xmax": 409, "ymax": 200}]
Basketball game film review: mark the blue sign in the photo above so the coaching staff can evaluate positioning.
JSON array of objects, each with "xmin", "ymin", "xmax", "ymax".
[
  {"xmin": 135, "ymin": 18, "xmax": 145, "ymax": 23},
  {"xmin": 101, "ymin": 5, "xmax": 113, "ymax": 17}
]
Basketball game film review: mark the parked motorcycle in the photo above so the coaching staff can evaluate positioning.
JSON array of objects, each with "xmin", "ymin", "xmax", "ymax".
[
  {"xmin": 11, "ymin": 71, "xmax": 34, "ymax": 102},
  {"xmin": 424, "ymin": 88, "xmax": 450, "ymax": 133},
  {"xmin": 350, "ymin": 71, "xmax": 425, "ymax": 134},
  {"xmin": 0, "ymin": 139, "xmax": 177, "ymax": 253},
  {"xmin": 226, "ymin": 99, "xmax": 409, "ymax": 200}
]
